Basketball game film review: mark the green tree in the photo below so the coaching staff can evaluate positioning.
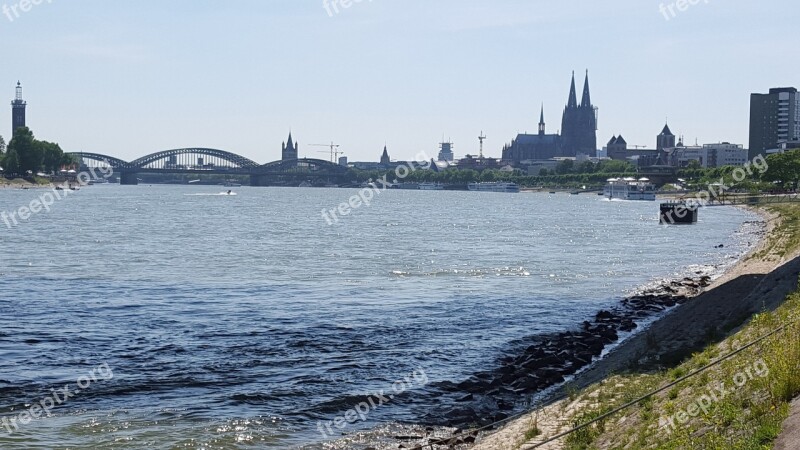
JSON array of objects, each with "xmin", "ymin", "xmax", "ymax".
[
  {"xmin": 40, "ymin": 141, "xmax": 66, "ymax": 173},
  {"xmin": 763, "ymin": 150, "xmax": 800, "ymax": 189},
  {"xmin": 597, "ymin": 159, "xmax": 634, "ymax": 173},
  {"xmin": 576, "ymin": 160, "xmax": 596, "ymax": 173},
  {"xmin": 8, "ymin": 127, "xmax": 42, "ymax": 174},
  {"xmin": 3, "ymin": 148, "xmax": 20, "ymax": 174},
  {"xmin": 480, "ymin": 170, "xmax": 497, "ymax": 182},
  {"xmin": 686, "ymin": 160, "xmax": 702, "ymax": 170},
  {"xmin": 0, "ymin": 135, "xmax": 5, "ymax": 155},
  {"xmin": 555, "ymin": 159, "xmax": 575, "ymax": 175}
]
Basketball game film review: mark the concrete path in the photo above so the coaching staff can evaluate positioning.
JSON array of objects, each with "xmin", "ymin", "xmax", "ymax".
[{"xmin": 774, "ymin": 397, "xmax": 800, "ymax": 449}]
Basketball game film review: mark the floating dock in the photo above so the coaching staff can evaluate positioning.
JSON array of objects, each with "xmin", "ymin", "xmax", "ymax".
[{"xmin": 660, "ymin": 201, "xmax": 698, "ymax": 224}]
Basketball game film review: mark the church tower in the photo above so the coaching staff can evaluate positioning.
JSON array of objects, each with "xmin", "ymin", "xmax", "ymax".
[
  {"xmin": 282, "ymin": 132, "xmax": 298, "ymax": 160},
  {"xmin": 11, "ymin": 81, "xmax": 26, "ymax": 136},
  {"xmin": 380, "ymin": 145, "xmax": 390, "ymax": 164},
  {"xmin": 538, "ymin": 105, "xmax": 546, "ymax": 135},
  {"xmin": 561, "ymin": 71, "xmax": 598, "ymax": 156},
  {"xmin": 657, "ymin": 122, "xmax": 676, "ymax": 151}
]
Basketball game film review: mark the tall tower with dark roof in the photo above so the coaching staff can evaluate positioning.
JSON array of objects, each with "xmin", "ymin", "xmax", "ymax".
[
  {"xmin": 657, "ymin": 122, "xmax": 676, "ymax": 151},
  {"xmin": 561, "ymin": 71, "xmax": 598, "ymax": 156},
  {"xmin": 538, "ymin": 105, "xmax": 546, "ymax": 135},
  {"xmin": 11, "ymin": 81, "xmax": 26, "ymax": 136},
  {"xmin": 282, "ymin": 132, "xmax": 298, "ymax": 160},
  {"xmin": 380, "ymin": 145, "xmax": 390, "ymax": 164}
]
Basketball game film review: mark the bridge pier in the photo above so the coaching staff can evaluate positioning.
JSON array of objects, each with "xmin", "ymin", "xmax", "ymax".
[{"xmin": 120, "ymin": 171, "xmax": 139, "ymax": 185}]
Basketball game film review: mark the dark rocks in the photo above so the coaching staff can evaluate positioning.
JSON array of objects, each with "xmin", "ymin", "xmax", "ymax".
[{"xmin": 425, "ymin": 274, "xmax": 712, "ymax": 428}]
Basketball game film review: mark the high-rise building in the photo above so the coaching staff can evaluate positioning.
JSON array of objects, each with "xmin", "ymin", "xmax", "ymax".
[
  {"xmin": 282, "ymin": 132, "xmax": 298, "ymax": 161},
  {"xmin": 749, "ymin": 87, "xmax": 800, "ymax": 159},
  {"xmin": 11, "ymin": 81, "xmax": 26, "ymax": 135}
]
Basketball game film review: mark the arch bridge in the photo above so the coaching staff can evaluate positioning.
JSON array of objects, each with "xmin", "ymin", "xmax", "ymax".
[{"xmin": 68, "ymin": 150, "xmax": 349, "ymax": 186}]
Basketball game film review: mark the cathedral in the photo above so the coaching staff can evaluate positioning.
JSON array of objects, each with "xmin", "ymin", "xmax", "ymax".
[{"xmin": 502, "ymin": 72, "xmax": 598, "ymax": 164}]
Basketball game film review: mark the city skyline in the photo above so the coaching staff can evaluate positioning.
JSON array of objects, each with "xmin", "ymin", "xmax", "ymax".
[{"xmin": 0, "ymin": 0, "xmax": 797, "ymax": 162}]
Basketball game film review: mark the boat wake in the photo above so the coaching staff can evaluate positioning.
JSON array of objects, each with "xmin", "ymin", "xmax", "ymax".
[{"xmin": 183, "ymin": 192, "xmax": 238, "ymax": 196}]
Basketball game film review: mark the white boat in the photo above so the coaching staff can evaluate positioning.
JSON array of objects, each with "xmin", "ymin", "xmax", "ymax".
[
  {"xmin": 604, "ymin": 177, "xmax": 656, "ymax": 201},
  {"xmin": 419, "ymin": 182, "xmax": 445, "ymax": 190},
  {"xmin": 467, "ymin": 182, "xmax": 520, "ymax": 193}
]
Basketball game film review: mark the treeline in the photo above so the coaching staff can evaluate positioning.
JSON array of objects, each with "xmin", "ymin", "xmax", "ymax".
[
  {"xmin": 0, "ymin": 127, "xmax": 75, "ymax": 176},
  {"xmin": 349, "ymin": 158, "xmax": 638, "ymax": 188},
  {"xmin": 677, "ymin": 150, "xmax": 800, "ymax": 191}
]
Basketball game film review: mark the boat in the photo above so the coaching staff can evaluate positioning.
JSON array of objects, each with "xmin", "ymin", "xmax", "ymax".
[
  {"xmin": 419, "ymin": 182, "xmax": 445, "ymax": 190},
  {"xmin": 223, "ymin": 181, "xmax": 242, "ymax": 187},
  {"xmin": 467, "ymin": 182, "xmax": 520, "ymax": 193},
  {"xmin": 392, "ymin": 183, "xmax": 420, "ymax": 190},
  {"xmin": 603, "ymin": 177, "xmax": 656, "ymax": 201}
]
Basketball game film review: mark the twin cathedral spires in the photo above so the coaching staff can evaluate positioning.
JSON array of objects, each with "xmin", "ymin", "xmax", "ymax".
[{"xmin": 502, "ymin": 71, "xmax": 598, "ymax": 162}]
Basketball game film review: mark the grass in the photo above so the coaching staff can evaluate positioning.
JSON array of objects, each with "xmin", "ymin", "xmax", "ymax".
[
  {"xmin": 520, "ymin": 204, "xmax": 800, "ymax": 450},
  {"xmin": 555, "ymin": 300, "xmax": 800, "ymax": 449},
  {"xmin": 752, "ymin": 202, "xmax": 800, "ymax": 260}
]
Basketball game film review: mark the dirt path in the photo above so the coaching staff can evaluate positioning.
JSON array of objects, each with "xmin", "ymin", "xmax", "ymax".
[{"xmin": 774, "ymin": 397, "xmax": 800, "ymax": 450}]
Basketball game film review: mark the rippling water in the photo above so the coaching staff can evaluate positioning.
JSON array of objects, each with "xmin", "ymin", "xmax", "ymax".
[{"xmin": 0, "ymin": 185, "xmax": 758, "ymax": 448}]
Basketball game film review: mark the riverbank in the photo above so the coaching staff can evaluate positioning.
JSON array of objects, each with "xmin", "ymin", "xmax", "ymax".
[
  {"xmin": 0, "ymin": 177, "xmax": 51, "ymax": 188},
  {"xmin": 472, "ymin": 203, "xmax": 800, "ymax": 449}
]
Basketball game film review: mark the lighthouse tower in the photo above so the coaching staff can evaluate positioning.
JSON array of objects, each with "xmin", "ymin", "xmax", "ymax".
[{"xmin": 11, "ymin": 81, "xmax": 26, "ymax": 136}]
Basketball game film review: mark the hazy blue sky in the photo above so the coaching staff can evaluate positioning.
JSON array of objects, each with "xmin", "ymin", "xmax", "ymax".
[{"xmin": 1, "ymin": 0, "xmax": 797, "ymax": 163}]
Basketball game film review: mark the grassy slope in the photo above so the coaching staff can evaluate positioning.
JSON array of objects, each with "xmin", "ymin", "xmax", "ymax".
[{"xmin": 523, "ymin": 203, "xmax": 800, "ymax": 450}]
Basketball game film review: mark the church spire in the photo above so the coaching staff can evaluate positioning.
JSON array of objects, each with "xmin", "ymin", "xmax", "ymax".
[
  {"xmin": 380, "ymin": 145, "xmax": 390, "ymax": 164},
  {"xmin": 567, "ymin": 71, "xmax": 578, "ymax": 109},
  {"xmin": 538, "ymin": 104, "xmax": 545, "ymax": 135},
  {"xmin": 580, "ymin": 70, "xmax": 592, "ymax": 108}
]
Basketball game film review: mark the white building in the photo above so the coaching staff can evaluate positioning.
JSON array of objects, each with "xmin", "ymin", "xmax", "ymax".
[
  {"xmin": 668, "ymin": 143, "xmax": 749, "ymax": 168},
  {"xmin": 703, "ymin": 143, "xmax": 749, "ymax": 167}
]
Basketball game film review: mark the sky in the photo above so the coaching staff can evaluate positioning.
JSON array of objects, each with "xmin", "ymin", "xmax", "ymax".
[{"xmin": 0, "ymin": 0, "xmax": 797, "ymax": 163}]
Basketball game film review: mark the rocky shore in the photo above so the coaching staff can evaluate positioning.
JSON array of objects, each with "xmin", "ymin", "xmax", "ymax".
[
  {"xmin": 469, "ymin": 207, "xmax": 800, "ymax": 450},
  {"xmin": 422, "ymin": 275, "xmax": 713, "ymax": 428}
]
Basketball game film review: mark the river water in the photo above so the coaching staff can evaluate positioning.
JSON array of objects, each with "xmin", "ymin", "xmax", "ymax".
[{"xmin": 0, "ymin": 185, "xmax": 759, "ymax": 448}]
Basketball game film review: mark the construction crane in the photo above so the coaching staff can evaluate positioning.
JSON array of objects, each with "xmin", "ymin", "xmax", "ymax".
[
  {"xmin": 309, "ymin": 142, "xmax": 342, "ymax": 163},
  {"xmin": 478, "ymin": 131, "xmax": 487, "ymax": 158}
]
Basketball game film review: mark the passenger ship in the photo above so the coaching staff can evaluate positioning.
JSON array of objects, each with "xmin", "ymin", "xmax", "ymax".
[
  {"xmin": 603, "ymin": 177, "xmax": 656, "ymax": 201},
  {"xmin": 418, "ymin": 182, "xmax": 445, "ymax": 190},
  {"xmin": 467, "ymin": 182, "xmax": 520, "ymax": 193}
]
